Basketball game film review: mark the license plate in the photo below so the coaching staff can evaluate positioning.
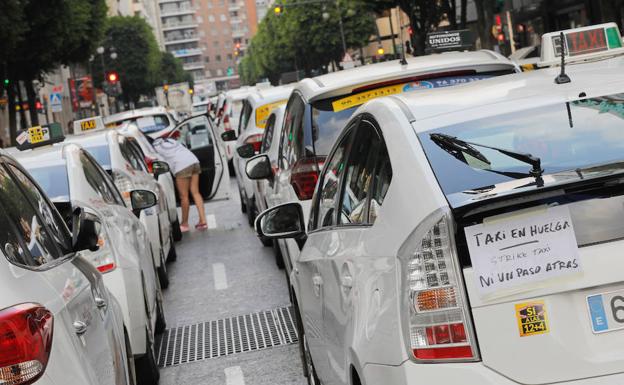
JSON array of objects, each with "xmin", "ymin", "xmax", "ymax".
[{"xmin": 587, "ymin": 290, "xmax": 624, "ymax": 333}]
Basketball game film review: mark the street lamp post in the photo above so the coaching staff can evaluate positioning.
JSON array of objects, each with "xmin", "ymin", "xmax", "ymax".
[{"xmin": 322, "ymin": 1, "xmax": 347, "ymax": 59}]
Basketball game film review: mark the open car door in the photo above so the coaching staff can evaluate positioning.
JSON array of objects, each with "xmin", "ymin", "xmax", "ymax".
[{"xmin": 170, "ymin": 114, "xmax": 229, "ymax": 200}]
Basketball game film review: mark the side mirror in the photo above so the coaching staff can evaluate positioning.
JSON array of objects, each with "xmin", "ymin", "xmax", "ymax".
[
  {"xmin": 152, "ymin": 160, "xmax": 170, "ymax": 177},
  {"xmin": 221, "ymin": 130, "xmax": 237, "ymax": 142},
  {"xmin": 246, "ymin": 154, "xmax": 272, "ymax": 179},
  {"xmin": 237, "ymin": 143, "xmax": 256, "ymax": 159},
  {"xmin": 71, "ymin": 208, "xmax": 100, "ymax": 252},
  {"xmin": 131, "ymin": 189, "xmax": 157, "ymax": 211},
  {"xmin": 255, "ymin": 203, "xmax": 307, "ymax": 249}
]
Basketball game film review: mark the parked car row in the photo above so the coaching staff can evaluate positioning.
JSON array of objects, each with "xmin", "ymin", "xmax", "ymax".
[{"xmin": 224, "ymin": 23, "xmax": 624, "ymax": 385}]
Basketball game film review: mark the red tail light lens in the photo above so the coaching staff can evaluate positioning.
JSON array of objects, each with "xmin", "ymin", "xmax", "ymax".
[
  {"xmin": 290, "ymin": 157, "xmax": 325, "ymax": 201},
  {"xmin": 144, "ymin": 156, "xmax": 154, "ymax": 173},
  {"xmin": 97, "ymin": 262, "xmax": 116, "ymax": 273},
  {"xmin": 0, "ymin": 304, "xmax": 54, "ymax": 385},
  {"xmin": 161, "ymin": 130, "xmax": 180, "ymax": 140},
  {"xmin": 245, "ymin": 134, "xmax": 263, "ymax": 153}
]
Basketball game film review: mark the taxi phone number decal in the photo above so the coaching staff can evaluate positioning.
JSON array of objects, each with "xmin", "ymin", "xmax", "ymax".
[
  {"xmin": 515, "ymin": 300, "xmax": 549, "ymax": 337},
  {"xmin": 28, "ymin": 126, "xmax": 50, "ymax": 144}
]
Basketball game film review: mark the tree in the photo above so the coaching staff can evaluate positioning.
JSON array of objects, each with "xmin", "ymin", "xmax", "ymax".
[{"xmin": 157, "ymin": 52, "xmax": 192, "ymax": 86}]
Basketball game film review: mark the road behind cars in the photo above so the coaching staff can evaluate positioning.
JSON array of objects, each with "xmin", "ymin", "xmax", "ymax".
[{"xmin": 157, "ymin": 178, "xmax": 305, "ymax": 385}]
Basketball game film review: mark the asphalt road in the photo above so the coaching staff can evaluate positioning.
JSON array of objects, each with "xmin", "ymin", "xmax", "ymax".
[{"xmin": 158, "ymin": 178, "xmax": 306, "ymax": 385}]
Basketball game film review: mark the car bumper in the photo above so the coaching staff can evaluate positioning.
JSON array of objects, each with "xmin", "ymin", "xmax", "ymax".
[{"xmin": 362, "ymin": 361, "xmax": 624, "ymax": 385}]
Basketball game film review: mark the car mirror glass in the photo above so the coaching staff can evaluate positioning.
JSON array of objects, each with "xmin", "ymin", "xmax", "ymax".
[
  {"xmin": 237, "ymin": 143, "xmax": 256, "ymax": 159},
  {"xmin": 256, "ymin": 203, "xmax": 306, "ymax": 239},
  {"xmin": 221, "ymin": 130, "xmax": 237, "ymax": 142},
  {"xmin": 246, "ymin": 154, "xmax": 272, "ymax": 179},
  {"xmin": 130, "ymin": 189, "xmax": 157, "ymax": 211},
  {"xmin": 152, "ymin": 160, "xmax": 170, "ymax": 176}
]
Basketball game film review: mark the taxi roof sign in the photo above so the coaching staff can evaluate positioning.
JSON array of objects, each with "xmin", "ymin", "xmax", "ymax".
[
  {"xmin": 539, "ymin": 23, "xmax": 624, "ymax": 67},
  {"xmin": 16, "ymin": 123, "xmax": 65, "ymax": 150},
  {"xmin": 73, "ymin": 116, "xmax": 105, "ymax": 135}
]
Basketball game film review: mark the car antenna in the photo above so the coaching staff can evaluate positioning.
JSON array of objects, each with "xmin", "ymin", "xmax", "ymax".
[{"xmin": 555, "ymin": 32, "xmax": 571, "ymax": 84}]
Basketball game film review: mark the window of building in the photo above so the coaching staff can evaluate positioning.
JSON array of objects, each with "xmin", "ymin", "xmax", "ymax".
[
  {"xmin": 227, "ymin": 53, "xmax": 233, "ymax": 61},
  {"xmin": 209, "ymin": 15, "xmax": 215, "ymax": 22},
  {"xmin": 204, "ymin": 56, "xmax": 210, "ymax": 63},
  {"xmin": 216, "ymin": 55, "xmax": 221, "ymax": 61},
  {"xmin": 220, "ymin": 14, "xmax": 227, "ymax": 21}
]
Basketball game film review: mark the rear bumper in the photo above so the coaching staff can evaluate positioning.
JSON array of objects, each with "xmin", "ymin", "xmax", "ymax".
[{"xmin": 362, "ymin": 361, "xmax": 624, "ymax": 385}]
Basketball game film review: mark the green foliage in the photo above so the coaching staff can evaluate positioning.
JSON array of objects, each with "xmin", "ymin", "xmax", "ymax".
[
  {"xmin": 157, "ymin": 52, "xmax": 190, "ymax": 85},
  {"xmin": 241, "ymin": 0, "xmax": 376, "ymax": 85}
]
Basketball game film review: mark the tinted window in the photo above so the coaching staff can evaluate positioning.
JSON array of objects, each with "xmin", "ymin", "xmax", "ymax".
[
  {"xmin": 119, "ymin": 138, "xmax": 145, "ymax": 172},
  {"xmin": 131, "ymin": 114, "xmax": 170, "ymax": 134},
  {"xmin": 81, "ymin": 152, "xmax": 120, "ymax": 205},
  {"xmin": 238, "ymin": 100, "xmax": 252, "ymax": 133},
  {"xmin": 418, "ymin": 94, "xmax": 624, "ymax": 197},
  {"xmin": 84, "ymin": 145, "xmax": 112, "ymax": 170},
  {"xmin": 315, "ymin": 132, "xmax": 352, "ymax": 229},
  {"xmin": 261, "ymin": 115, "xmax": 275, "ymax": 153},
  {"xmin": 369, "ymin": 142, "xmax": 392, "ymax": 224},
  {"xmin": 338, "ymin": 122, "xmax": 381, "ymax": 225},
  {"xmin": 280, "ymin": 94, "xmax": 305, "ymax": 169},
  {"xmin": 27, "ymin": 165, "xmax": 70, "ymax": 202}
]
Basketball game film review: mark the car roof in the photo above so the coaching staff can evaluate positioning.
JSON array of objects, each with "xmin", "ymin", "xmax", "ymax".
[
  {"xmin": 296, "ymin": 50, "xmax": 517, "ymax": 102},
  {"xmin": 65, "ymin": 129, "xmax": 116, "ymax": 147},
  {"xmin": 246, "ymin": 85, "xmax": 294, "ymax": 106},
  {"xmin": 103, "ymin": 106, "xmax": 171, "ymax": 124},
  {"xmin": 11, "ymin": 143, "xmax": 78, "ymax": 169},
  {"xmin": 388, "ymin": 58, "xmax": 624, "ymax": 132}
]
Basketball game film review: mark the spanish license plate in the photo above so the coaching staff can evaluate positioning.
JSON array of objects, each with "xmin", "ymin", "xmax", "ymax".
[{"xmin": 587, "ymin": 290, "xmax": 624, "ymax": 334}]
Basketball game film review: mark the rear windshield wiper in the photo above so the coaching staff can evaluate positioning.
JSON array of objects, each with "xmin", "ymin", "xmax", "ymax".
[{"xmin": 430, "ymin": 133, "xmax": 544, "ymax": 180}]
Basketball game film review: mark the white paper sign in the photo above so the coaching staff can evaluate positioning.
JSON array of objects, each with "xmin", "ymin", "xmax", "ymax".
[{"xmin": 465, "ymin": 205, "xmax": 582, "ymax": 297}]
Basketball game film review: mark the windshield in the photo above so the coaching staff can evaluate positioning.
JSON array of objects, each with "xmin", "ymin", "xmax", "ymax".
[
  {"xmin": 419, "ymin": 93, "xmax": 624, "ymax": 195},
  {"xmin": 83, "ymin": 145, "xmax": 112, "ymax": 170},
  {"xmin": 27, "ymin": 164, "xmax": 70, "ymax": 202},
  {"xmin": 117, "ymin": 114, "xmax": 171, "ymax": 134}
]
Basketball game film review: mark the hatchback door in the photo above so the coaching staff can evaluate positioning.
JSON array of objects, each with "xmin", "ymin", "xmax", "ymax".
[{"xmin": 171, "ymin": 115, "xmax": 225, "ymax": 199}]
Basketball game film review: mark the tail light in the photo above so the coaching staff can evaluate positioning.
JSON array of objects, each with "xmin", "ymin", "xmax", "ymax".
[
  {"xmin": 290, "ymin": 157, "xmax": 325, "ymax": 201},
  {"xmin": 245, "ymin": 134, "xmax": 264, "ymax": 153},
  {"xmin": 112, "ymin": 170, "xmax": 134, "ymax": 207},
  {"xmin": 399, "ymin": 209, "xmax": 479, "ymax": 362},
  {"xmin": 0, "ymin": 304, "xmax": 54, "ymax": 385},
  {"xmin": 223, "ymin": 115, "xmax": 232, "ymax": 131},
  {"xmin": 161, "ymin": 130, "xmax": 180, "ymax": 140},
  {"xmin": 145, "ymin": 156, "xmax": 154, "ymax": 173}
]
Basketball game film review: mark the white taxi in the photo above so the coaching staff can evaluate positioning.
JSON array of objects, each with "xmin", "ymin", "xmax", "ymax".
[
  {"xmin": 13, "ymin": 130, "xmax": 165, "ymax": 384},
  {"xmin": 247, "ymin": 50, "xmax": 519, "ymax": 295},
  {"xmin": 65, "ymin": 125, "xmax": 174, "ymax": 288},
  {"xmin": 254, "ymin": 25, "xmax": 624, "ymax": 385},
  {"xmin": 221, "ymin": 85, "xmax": 293, "ymax": 226},
  {"xmin": 0, "ymin": 132, "xmax": 135, "ymax": 385}
]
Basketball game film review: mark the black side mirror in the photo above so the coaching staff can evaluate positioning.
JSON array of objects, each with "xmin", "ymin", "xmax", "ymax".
[
  {"xmin": 71, "ymin": 208, "xmax": 100, "ymax": 252},
  {"xmin": 255, "ymin": 203, "xmax": 307, "ymax": 249},
  {"xmin": 246, "ymin": 154, "xmax": 272, "ymax": 179},
  {"xmin": 131, "ymin": 189, "xmax": 158, "ymax": 211},
  {"xmin": 237, "ymin": 143, "xmax": 256, "ymax": 159},
  {"xmin": 221, "ymin": 130, "xmax": 237, "ymax": 142},
  {"xmin": 152, "ymin": 160, "xmax": 170, "ymax": 177}
]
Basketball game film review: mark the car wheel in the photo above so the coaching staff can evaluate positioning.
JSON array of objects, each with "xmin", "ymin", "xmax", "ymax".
[
  {"xmin": 155, "ymin": 288, "xmax": 166, "ymax": 334},
  {"xmin": 167, "ymin": 235, "xmax": 177, "ymax": 262},
  {"xmin": 135, "ymin": 330, "xmax": 160, "ymax": 385},
  {"xmin": 172, "ymin": 218, "xmax": 183, "ymax": 242},
  {"xmin": 246, "ymin": 196, "xmax": 256, "ymax": 227},
  {"xmin": 157, "ymin": 250, "xmax": 169, "ymax": 289},
  {"xmin": 273, "ymin": 240, "xmax": 285, "ymax": 269},
  {"xmin": 124, "ymin": 330, "xmax": 137, "ymax": 385},
  {"xmin": 239, "ymin": 190, "xmax": 247, "ymax": 213}
]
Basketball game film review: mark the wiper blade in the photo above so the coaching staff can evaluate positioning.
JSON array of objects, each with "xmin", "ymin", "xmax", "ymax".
[
  {"xmin": 430, "ymin": 133, "xmax": 544, "ymax": 179},
  {"xmin": 430, "ymin": 132, "xmax": 491, "ymax": 165}
]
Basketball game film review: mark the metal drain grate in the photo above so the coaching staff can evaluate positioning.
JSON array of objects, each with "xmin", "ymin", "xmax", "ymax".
[{"xmin": 155, "ymin": 306, "xmax": 298, "ymax": 367}]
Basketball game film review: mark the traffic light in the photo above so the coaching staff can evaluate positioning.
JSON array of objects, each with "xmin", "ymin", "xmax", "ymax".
[
  {"xmin": 494, "ymin": 14, "xmax": 505, "ymax": 42},
  {"xmin": 3, "ymin": 79, "xmax": 8, "ymax": 86},
  {"xmin": 274, "ymin": 5, "xmax": 283, "ymax": 15},
  {"xmin": 188, "ymin": 88, "xmax": 194, "ymax": 95},
  {"xmin": 163, "ymin": 84, "xmax": 169, "ymax": 93},
  {"xmin": 377, "ymin": 47, "xmax": 385, "ymax": 55},
  {"xmin": 106, "ymin": 71, "xmax": 119, "ymax": 84}
]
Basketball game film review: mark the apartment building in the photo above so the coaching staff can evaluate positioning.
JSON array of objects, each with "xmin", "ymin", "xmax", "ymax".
[
  {"xmin": 196, "ymin": 0, "xmax": 258, "ymax": 89},
  {"xmin": 159, "ymin": 0, "xmax": 206, "ymax": 80}
]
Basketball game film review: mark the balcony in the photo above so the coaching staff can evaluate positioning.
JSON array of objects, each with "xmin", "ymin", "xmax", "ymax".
[
  {"xmin": 228, "ymin": 2, "xmax": 241, "ymax": 11},
  {"xmin": 183, "ymin": 62, "xmax": 205, "ymax": 71},
  {"xmin": 231, "ymin": 29, "xmax": 245, "ymax": 38},
  {"xmin": 160, "ymin": 5, "xmax": 196, "ymax": 17},
  {"xmin": 164, "ymin": 32, "xmax": 199, "ymax": 45},
  {"xmin": 229, "ymin": 17, "xmax": 242, "ymax": 24},
  {"xmin": 162, "ymin": 20, "xmax": 198, "ymax": 31},
  {"xmin": 171, "ymin": 48, "xmax": 203, "ymax": 57}
]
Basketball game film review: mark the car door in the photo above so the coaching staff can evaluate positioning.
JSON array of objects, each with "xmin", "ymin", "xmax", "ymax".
[
  {"xmin": 317, "ymin": 120, "xmax": 389, "ymax": 385},
  {"xmin": 173, "ymin": 115, "xmax": 225, "ymax": 199},
  {"xmin": 0, "ymin": 160, "xmax": 123, "ymax": 385}
]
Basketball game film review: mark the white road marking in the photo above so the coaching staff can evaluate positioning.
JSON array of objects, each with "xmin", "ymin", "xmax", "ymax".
[
  {"xmin": 213, "ymin": 263, "xmax": 228, "ymax": 290},
  {"xmin": 207, "ymin": 214, "xmax": 217, "ymax": 229},
  {"xmin": 225, "ymin": 366, "xmax": 245, "ymax": 385}
]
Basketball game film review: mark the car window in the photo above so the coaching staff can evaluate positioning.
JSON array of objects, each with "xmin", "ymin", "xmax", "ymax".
[
  {"xmin": 81, "ymin": 151, "xmax": 120, "ymax": 205},
  {"xmin": 369, "ymin": 140, "xmax": 392, "ymax": 224},
  {"xmin": 338, "ymin": 121, "xmax": 381, "ymax": 225},
  {"xmin": 177, "ymin": 115, "xmax": 213, "ymax": 149},
  {"xmin": 119, "ymin": 138, "xmax": 145, "ymax": 172},
  {"xmin": 132, "ymin": 114, "xmax": 170, "ymax": 134},
  {"xmin": 280, "ymin": 94, "xmax": 305, "ymax": 169},
  {"xmin": 27, "ymin": 164, "xmax": 71, "ymax": 202},
  {"xmin": 315, "ymin": 131, "xmax": 353, "ymax": 229},
  {"xmin": 238, "ymin": 100, "xmax": 252, "ymax": 133},
  {"xmin": 261, "ymin": 115, "xmax": 275, "ymax": 153},
  {"xmin": 127, "ymin": 139, "xmax": 149, "ymax": 172},
  {"xmin": 0, "ymin": 164, "xmax": 71, "ymax": 268},
  {"xmin": 83, "ymin": 145, "xmax": 112, "ymax": 170}
]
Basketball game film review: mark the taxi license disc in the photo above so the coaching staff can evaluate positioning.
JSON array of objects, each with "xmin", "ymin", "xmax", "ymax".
[{"xmin": 587, "ymin": 289, "xmax": 624, "ymax": 334}]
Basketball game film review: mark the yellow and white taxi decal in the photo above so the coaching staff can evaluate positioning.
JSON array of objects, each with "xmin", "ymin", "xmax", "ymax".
[
  {"xmin": 255, "ymin": 100, "xmax": 287, "ymax": 128},
  {"xmin": 73, "ymin": 116, "xmax": 105, "ymax": 135},
  {"xmin": 27, "ymin": 126, "xmax": 50, "ymax": 144}
]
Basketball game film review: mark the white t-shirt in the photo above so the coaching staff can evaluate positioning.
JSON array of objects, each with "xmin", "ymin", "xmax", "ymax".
[{"xmin": 152, "ymin": 138, "xmax": 199, "ymax": 175}]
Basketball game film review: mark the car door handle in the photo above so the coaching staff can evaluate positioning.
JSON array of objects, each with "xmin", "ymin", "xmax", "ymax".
[
  {"xmin": 95, "ymin": 297, "xmax": 107, "ymax": 309},
  {"xmin": 73, "ymin": 320, "xmax": 88, "ymax": 336}
]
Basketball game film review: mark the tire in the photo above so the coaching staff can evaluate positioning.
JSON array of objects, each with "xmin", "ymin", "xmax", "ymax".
[
  {"xmin": 239, "ymin": 190, "xmax": 247, "ymax": 213},
  {"xmin": 135, "ymin": 330, "xmax": 160, "ymax": 385},
  {"xmin": 155, "ymin": 288, "xmax": 166, "ymax": 334},
  {"xmin": 246, "ymin": 196, "xmax": 256, "ymax": 227},
  {"xmin": 124, "ymin": 330, "xmax": 137, "ymax": 385},
  {"xmin": 273, "ymin": 240, "xmax": 285, "ymax": 269},
  {"xmin": 172, "ymin": 219, "xmax": 182, "ymax": 242},
  {"xmin": 166, "ymin": 235, "xmax": 177, "ymax": 263},
  {"xmin": 157, "ymin": 250, "xmax": 169, "ymax": 289}
]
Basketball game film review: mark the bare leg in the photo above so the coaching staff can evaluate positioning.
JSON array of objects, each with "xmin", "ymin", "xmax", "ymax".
[
  {"xmin": 176, "ymin": 176, "xmax": 191, "ymax": 227},
  {"xmin": 190, "ymin": 173, "xmax": 207, "ymax": 225}
]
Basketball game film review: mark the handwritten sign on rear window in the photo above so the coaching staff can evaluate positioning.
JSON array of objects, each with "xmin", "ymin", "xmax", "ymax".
[{"xmin": 465, "ymin": 205, "xmax": 582, "ymax": 297}]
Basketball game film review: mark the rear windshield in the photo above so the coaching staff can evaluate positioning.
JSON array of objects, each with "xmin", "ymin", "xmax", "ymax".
[
  {"xmin": 117, "ymin": 114, "xmax": 171, "ymax": 134},
  {"xmin": 27, "ymin": 165, "xmax": 70, "ymax": 202},
  {"xmin": 419, "ymin": 93, "xmax": 624, "ymax": 195},
  {"xmin": 309, "ymin": 71, "xmax": 508, "ymax": 156},
  {"xmin": 83, "ymin": 145, "xmax": 112, "ymax": 170}
]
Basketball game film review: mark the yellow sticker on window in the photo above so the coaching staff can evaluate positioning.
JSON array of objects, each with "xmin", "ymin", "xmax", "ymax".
[
  {"xmin": 332, "ymin": 84, "xmax": 405, "ymax": 112},
  {"xmin": 28, "ymin": 126, "xmax": 49, "ymax": 144},
  {"xmin": 515, "ymin": 300, "xmax": 549, "ymax": 337},
  {"xmin": 255, "ymin": 100, "xmax": 287, "ymax": 128}
]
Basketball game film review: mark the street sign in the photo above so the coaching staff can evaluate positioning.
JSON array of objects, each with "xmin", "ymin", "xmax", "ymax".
[
  {"xmin": 49, "ymin": 92, "xmax": 63, "ymax": 112},
  {"xmin": 226, "ymin": 67, "xmax": 234, "ymax": 76},
  {"xmin": 426, "ymin": 30, "xmax": 474, "ymax": 52}
]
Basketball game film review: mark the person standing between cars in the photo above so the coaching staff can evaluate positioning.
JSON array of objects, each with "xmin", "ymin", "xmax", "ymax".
[{"xmin": 152, "ymin": 137, "xmax": 208, "ymax": 231}]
